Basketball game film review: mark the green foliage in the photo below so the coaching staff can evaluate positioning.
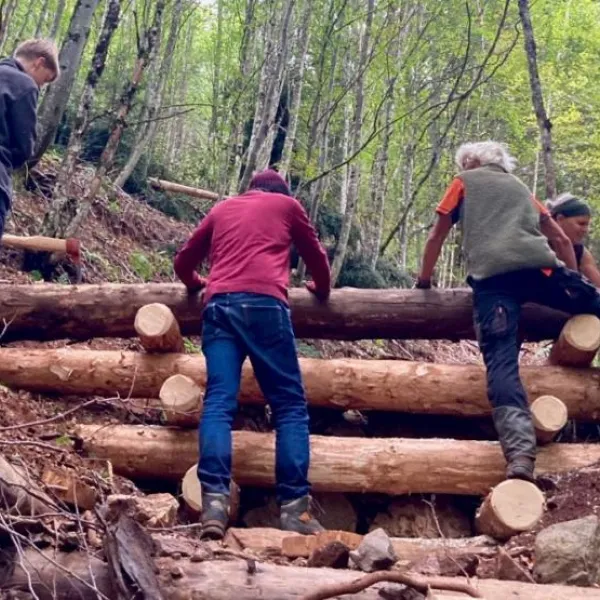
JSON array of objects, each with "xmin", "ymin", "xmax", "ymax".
[
  {"xmin": 129, "ymin": 250, "xmax": 173, "ymax": 282},
  {"xmin": 296, "ymin": 341, "xmax": 322, "ymax": 358},
  {"xmin": 184, "ymin": 338, "xmax": 199, "ymax": 353},
  {"xmin": 336, "ymin": 254, "xmax": 411, "ymax": 289}
]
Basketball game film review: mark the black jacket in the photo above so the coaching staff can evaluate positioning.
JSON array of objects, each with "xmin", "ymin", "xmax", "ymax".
[{"xmin": 0, "ymin": 58, "xmax": 39, "ymax": 211}]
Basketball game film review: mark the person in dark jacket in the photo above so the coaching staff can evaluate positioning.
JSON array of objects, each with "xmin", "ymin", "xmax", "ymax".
[
  {"xmin": 545, "ymin": 193, "xmax": 600, "ymax": 287},
  {"xmin": 174, "ymin": 169, "xmax": 331, "ymax": 540},
  {"xmin": 0, "ymin": 39, "xmax": 58, "ymax": 234},
  {"xmin": 416, "ymin": 141, "xmax": 600, "ymax": 484}
]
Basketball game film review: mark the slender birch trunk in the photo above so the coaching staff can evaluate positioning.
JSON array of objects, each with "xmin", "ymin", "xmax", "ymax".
[{"xmin": 330, "ymin": 0, "xmax": 374, "ymax": 285}]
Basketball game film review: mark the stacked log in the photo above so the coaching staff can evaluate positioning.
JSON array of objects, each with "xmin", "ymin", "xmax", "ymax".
[
  {"xmin": 549, "ymin": 314, "xmax": 600, "ymax": 367},
  {"xmin": 531, "ymin": 395, "xmax": 568, "ymax": 444},
  {"xmin": 134, "ymin": 303, "xmax": 184, "ymax": 353},
  {"xmin": 4, "ymin": 348, "xmax": 600, "ymax": 420},
  {"xmin": 75, "ymin": 424, "xmax": 600, "ymax": 495},
  {"xmin": 0, "ymin": 283, "xmax": 569, "ymax": 342},
  {"xmin": 159, "ymin": 374, "xmax": 203, "ymax": 426}
]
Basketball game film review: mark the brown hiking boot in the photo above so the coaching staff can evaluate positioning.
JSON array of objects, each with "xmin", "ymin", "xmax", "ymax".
[
  {"xmin": 506, "ymin": 456, "xmax": 535, "ymax": 483},
  {"xmin": 280, "ymin": 495, "xmax": 325, "ymax": 535},
  {"xmin": 200, "ymin": 493, "xmax": 229, "ymax": 541}
]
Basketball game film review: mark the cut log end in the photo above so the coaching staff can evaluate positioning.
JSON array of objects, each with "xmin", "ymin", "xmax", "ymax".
[
  {"xmin": 531, "ymin": 395, "xmax": 568, "ymax": 444},
  {"xmin": 549, "ymin": 314, "xmax": 600, "ymax": 367},
  {"xmin": 134, "ymin": 303, "xmax": 184, "ymax": 353},
  {"xmin": 475, "ymin": 479, "xmax": 545, "ymax": 540},
  {"xmin": 159, "ymin": 374, "xmax": 203, "ymax": 426},
  {"xmin": 181, "ymin": 463, "xmax": 240, "ymax": 522}
]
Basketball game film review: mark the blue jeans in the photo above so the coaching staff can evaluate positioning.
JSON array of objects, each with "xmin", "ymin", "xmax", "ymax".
[{"xmin": 198, "ymin": 292, "xmax": 310, "ymax": 504}]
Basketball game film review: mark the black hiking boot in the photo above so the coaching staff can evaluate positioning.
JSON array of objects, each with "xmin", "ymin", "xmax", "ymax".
[
  {"xmin": 506, "ymin": 455, "xmax": 536, "ymax": 483},
  {"xmin": 200, "ymin": 493, "xmax": 229, "ymax": 541},
  {"xmin": 280, "ymin": 495, "xmax": 325, "ymax": 535}
]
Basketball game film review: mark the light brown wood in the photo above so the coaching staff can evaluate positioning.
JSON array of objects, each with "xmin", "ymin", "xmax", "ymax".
[
  {"xmin": 134, "ymin": 303, "xmax": 184, "ymax": 353},
  {"xmin": 181, "ymin": 463, "xmax": 240, "ymax": 522},
  {"xmin": 475, "ymin": 479, "xmax": 545, "ymax": 540},
  {"xmin": 41, "ymin": 466, "xmax": 97, "ymax": 510},
  {"xmin": 531, "ymin": 395, "xmax": 568, "ymax": 444},
  {"xmin": 5, "ymin": 348, "xmax": 600, "ymax": 421},
  {"xmin": 0, "ymin": 283, "xmax": 569, "ymax": 343},
  {"xmin": 76, "ymin": 424, "xmax": 600, "ymax": 496},
  {"xmin": 1, "ymin": 234, "xmax": 80, "ymax": 258},
  {"xmin": 159, "ymin": 374, "xmax": 203, "ymax": 426},
  {"xmin": 228, "ymin": 527, "xmax": 497, "ymax": 563},
  {"xmin": 157, "ymin": 558, "xmax": 600, "ymax": 600},
  {"xmin": 549, "ymin": 314, "xmax": 600, "ymax": 367},
  {"xmin": 148, "ymin": 177, "xmax": 219, "ymax": 201}
]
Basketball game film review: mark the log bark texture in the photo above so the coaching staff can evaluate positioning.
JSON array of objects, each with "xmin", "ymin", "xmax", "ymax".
[
  {"xmin": 76, "ymin": 424, "xmax": 600, "ymax": 496},
  {"xmin": 0, "ymin": 284, "xmax": 569, "ymax": 342},
  {"xmin": 156, "ymin": 558, "xmax": 600, "ymax": 600},
  {"xmin": 6, "ymin": 348, "xmax": 600, "ymax": 421}
]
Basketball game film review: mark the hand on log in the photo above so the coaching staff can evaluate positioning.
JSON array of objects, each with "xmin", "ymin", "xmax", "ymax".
[{"xmin": 300, "ymin": 570, "xmax": 483, "ymax": 600}]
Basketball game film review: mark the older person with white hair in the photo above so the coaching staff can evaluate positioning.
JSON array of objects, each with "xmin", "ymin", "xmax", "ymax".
[{"xmin": 416, "ymin": 140, "xmax": 600, "ymax": 483}]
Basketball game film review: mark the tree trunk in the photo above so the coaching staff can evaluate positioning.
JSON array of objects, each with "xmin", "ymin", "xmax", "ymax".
[
  {"xmin": 64, "ymin": 0, "xmax": 166, "ymax": 238},
  {"xmin": 49, "ymin": 0, "xmax": 68, "ymax": 39},
  {"xmin": 113, "ymin": 0, "xmax": 183, "ymax": 190},
  {"xmin": 43, "ymin": 0, "xmax": 121, "ymax": 239},
  {"xmin": 278, "ymin": 0, "xmax": 312, "ymax": 179},
  {"xmin": 31, "ymin": 0, "xmax": 101, "ymax": 164},
  {"xmin": 225, "ymin": 0, "xmax": 256, "ymax": 194},
  {"xmin": 4, "ymin": 348, "xmax": 600, "ymax": 421},
  {"xmin": 0, "ymin": 284, "xmax": 570, "ymax": 343},
  {"xmin": 238, "ymin": 0, "xmax": 294, "ymax": 192},
  {"xmin": 33, "ymin": 0, "xmax": 52, "ymax": 38},
  {"xmin": 518, "ymin": 0, "xmax": 556, "ymax": 200},
  {"xmin": 330, "ymin": 0, "xmax": 374, "ymax": 285},
  {"xmin": 0, "ymin": 0, "xmax": 18, "ymax": 54},
  {"xmin": 77, "ymin": 424, "xmax": 600, "ymax": 496}
]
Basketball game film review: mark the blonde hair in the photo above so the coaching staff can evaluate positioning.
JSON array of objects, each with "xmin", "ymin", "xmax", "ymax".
[
  {"xmin": 455, "ymin": 141, "xmax": 517, "ymax": 173},
  {"xmin": 14, "ymin": 39, "xmax": 59, "ymax": 80}
]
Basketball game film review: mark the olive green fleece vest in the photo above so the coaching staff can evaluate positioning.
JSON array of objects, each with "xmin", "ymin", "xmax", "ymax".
[{"xmin": 457, "ymin": 164, "xmax": 560, "ymax": 280}]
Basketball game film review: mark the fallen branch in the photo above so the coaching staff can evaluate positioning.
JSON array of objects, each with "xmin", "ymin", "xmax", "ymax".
[
  {"xmin": 300, "ymin": 571, "xmax": 483, "ymax": 600},
  {"xmin": 148, "ymin": 177, "xmax": 219, "ymax": 201}
]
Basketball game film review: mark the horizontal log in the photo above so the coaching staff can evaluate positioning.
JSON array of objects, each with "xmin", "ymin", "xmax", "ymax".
[
  {"xmin": 0, "ymin": 283, "xmax": 568, "ymax": 343},
  {"xmin": 5, "ymin": 348, "xmax": 600, "ymax": 420},
  {"xmin": 75, "ymin": 424, "xmax": 600, "ymax": 496},
  {"xmin": 158, "ymin": 558, "xmax": 600, "ymax": 600},
  {"xmin": 148, "ymin": 177, "xmax": 219, "ymax": 201},
  {"xmin": 2, "ymin": 234, "xmax": 81, "ymax": 260},
  {"xmin": 224, "ymin": 527, "xmax": 498, "ymax": 563}
]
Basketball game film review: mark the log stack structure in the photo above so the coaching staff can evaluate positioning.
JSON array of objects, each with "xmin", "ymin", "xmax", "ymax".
[{"xmin": 2, "ymin": 283, "xmax": 599, "ymax": 549}]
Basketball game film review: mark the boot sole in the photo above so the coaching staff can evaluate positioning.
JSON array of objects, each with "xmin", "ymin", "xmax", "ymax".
[{"xmin": 200, "ymin": 520, "xmax": 226, "ymax": 541}]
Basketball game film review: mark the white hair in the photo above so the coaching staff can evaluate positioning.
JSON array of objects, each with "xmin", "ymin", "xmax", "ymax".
[{"xmin": 455, "ymin": 141, "xmax": 517, "ymax": 173}]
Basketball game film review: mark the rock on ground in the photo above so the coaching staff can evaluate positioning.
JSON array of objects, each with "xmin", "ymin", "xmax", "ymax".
[
  {"xmin": 349, "ymin": 527, "xmax": 398, "ymax": 572},
  {"xmin": 534, "ymin": 515, "xmax": 600, "ymax": 586}
]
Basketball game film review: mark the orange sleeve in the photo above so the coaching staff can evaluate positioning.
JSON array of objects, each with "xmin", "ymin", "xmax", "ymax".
[
  {"xmin": 532, "ymin": 196, "xmax": 550, "ymax": 217},
  {"xmin": 436, "ymin": 178, "xmax": 464, "ymax": 215}
]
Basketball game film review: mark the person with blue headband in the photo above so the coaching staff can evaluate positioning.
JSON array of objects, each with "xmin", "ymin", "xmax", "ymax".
[{"xmin": 546, "ymin": 193, "xmax": 600, "ymax": 287}]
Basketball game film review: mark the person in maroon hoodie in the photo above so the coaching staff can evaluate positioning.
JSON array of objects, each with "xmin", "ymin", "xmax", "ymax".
[{"xmin": 174, "ymin": 169, "xmax": 331, "ymax": 540}]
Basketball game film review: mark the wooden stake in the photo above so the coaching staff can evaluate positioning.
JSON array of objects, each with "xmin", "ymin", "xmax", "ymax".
[
  {"xmin": 159, "ymin": 374, "xmax": 203, "ymax": 426},
  {"xmin": 148, "ymin": 177, "xmax": 219, "ymax": 201},
  {"xmin": 531, "ymin": 395, "xmax": 568, "ymax": 444},
  {"xmin": 549, "ymin": 314, "xmax": 600, "ymax": 367},
  {"xmin": 181, "ymin": 463, "xmax": 240, "ymax": 522},
  {"xmin": 134, "ymin": 303, "xmax": 184, "ymax": 353},
  {"xmin": 475, "ymin": 479, "xmax": 545, "ymax": 540}
]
